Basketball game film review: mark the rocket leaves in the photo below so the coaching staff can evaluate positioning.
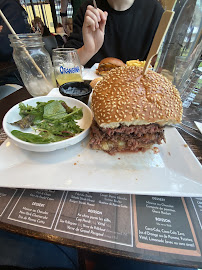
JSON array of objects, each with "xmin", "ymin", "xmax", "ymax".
[{"xmin": 10, "ymin": 100, "xmax": 83, "ymax": 144}]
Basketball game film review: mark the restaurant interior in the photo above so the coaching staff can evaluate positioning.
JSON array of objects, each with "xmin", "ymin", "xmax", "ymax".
[{"xmin": 0, "ymin": 0, "xmax": 201, "ymax": 269}]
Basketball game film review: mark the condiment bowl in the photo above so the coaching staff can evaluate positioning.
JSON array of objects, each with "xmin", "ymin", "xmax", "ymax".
[{"xmin": 59, "ymin": 81, "xmax": 92, "ymax": 105}]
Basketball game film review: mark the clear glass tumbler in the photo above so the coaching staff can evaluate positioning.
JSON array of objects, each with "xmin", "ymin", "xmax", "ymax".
[
  {"xmin": 9, "ymin": 33, "xmax": 56, "ymax": 97},
  {"xmin": 52, "ymin": 48, "xmax": 83, "ymax": 86}
]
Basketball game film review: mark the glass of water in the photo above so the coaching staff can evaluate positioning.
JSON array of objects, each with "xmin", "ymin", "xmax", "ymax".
[{"xmin": 52, "ymin": 48, "xmax": 83, "ymax": 86}]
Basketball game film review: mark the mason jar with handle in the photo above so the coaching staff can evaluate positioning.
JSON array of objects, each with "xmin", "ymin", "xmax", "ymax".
[{"xmin": 9, "ymin": 33, "xmax": 56, "ymax": 97}]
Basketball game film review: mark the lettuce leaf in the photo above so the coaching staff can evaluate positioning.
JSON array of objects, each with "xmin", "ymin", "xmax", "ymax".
[{"xmin": 11, "ymin": 100, "xmax": 84, "ymax": 144}]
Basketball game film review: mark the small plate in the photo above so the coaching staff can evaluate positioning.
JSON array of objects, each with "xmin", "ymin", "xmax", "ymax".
[{"xmin": 3, "ymin": 96, "xmax": 93, "ymax": 152}]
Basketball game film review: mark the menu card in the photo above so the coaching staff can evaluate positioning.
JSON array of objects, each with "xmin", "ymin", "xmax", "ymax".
[
  {"xmin": 0, "ymin": 188, "xmax": 17, "ymax": 217},
  {"xmin": 7, "ymin": 189, "xmax": 64, "ymax": 229},
  {"xmin": 133, "ymin": 195, "xmax": 201, "ymax": 256},
  {"xmin": 55, "ymin": 192, "xmax": 133, "ymax": 246},
  {"xmin": 190, "ymin": 198, "xmax": 202, "ymax": 230},
  {"xmin": 0, "ymin": 187, "xmax": 202, "ymax": 267}
]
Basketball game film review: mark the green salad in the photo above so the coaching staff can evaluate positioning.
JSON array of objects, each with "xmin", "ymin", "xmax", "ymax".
[{"xmin": 10, "ymin": 100, "xmax": 83, "ymax": 144}]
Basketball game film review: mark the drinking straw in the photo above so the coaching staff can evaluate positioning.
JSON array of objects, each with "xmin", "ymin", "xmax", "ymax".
[
  {"xmin": 142, "ymin": 0, "xmax": 176, "ymax": 75},
  {"xmin": 0, "ymin": 9, "xmax": 51, "ymax": 85},
  {"xmin": 142, "ymin": 10, "xmax": 174, "ymax": 75},
  {"xmin": 164, "ymin": 0, "xmax": 176, "ymax": 11}
]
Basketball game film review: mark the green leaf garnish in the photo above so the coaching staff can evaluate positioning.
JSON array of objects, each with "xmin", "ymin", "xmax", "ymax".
[{"xmin": 10, "ymin": 100, "xmax": 84, "ymax": 144}]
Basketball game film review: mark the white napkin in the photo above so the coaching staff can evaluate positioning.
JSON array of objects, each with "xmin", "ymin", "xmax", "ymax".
[{"xmin": 194, "ymin": 121, "xmax": 202, "ymax": 134}]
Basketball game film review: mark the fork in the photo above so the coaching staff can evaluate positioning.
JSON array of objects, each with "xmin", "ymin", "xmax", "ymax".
[
  {"xmin": 170, "ymin": 123, "xmax": 202, "ymax": 141},
  {"xmin": 93, "ymin": 0, "xmax": 97, "ymax": 9}
]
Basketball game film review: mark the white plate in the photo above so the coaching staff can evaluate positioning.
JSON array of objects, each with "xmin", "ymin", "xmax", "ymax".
[
  {"xmin": 0, "ymin": 127, "xmax": 201, "ymax": 197},
  {"xmin": 3, "ymin": 96, "xmax": 93, "ymax": 152}
]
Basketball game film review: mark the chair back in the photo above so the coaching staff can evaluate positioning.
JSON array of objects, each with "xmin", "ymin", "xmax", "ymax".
[{"xmin": 42, "ymin": 36, "xmax": 58, "ymax": 57}]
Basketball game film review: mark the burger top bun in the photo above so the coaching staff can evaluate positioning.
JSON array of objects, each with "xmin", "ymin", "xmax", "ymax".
[
  {"xmin": 99, "ymin": 57, "xmax": 125, "ymax": 66},
  {"xmin": 92, "ymin": 66, "xmax": 182, "ymax": 128},
  {"xmin": 96, "ymin": 57, "xmax": 125, "ymax": 76}
]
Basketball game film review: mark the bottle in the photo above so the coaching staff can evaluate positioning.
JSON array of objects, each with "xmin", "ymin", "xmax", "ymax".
[
  {"xmin": 9, "ymin": 33, "xmax": 56, "ymax": 97},
  {"xmin": 154, "ymin": 0, "xmax": 202, "ymax": 93},
  {"xmin": 181, "ymin": 59, "xmax": 202, "ymax": 108}
]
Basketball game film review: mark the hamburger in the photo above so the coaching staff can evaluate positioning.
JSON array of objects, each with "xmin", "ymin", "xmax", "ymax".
[
  {"xmin": 90, "ymin": 66, "xmax": 182, "ymax": 155},
  {"xmin": 96, "ymin": 57, "xmax": 125, "ymax": 76}
]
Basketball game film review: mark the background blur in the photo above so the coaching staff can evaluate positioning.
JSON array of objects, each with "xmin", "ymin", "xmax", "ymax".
[
  {"xmin": 20, "ymin": 0, "xmax": 73, "ymax": 33},
  {"xmin": 19, "ymin": 0, "xmax": 181, "ymax": 34}
]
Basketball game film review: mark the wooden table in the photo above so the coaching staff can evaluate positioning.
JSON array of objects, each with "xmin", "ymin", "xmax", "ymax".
[{"xmin": 0, "ymin": 87, "xmax": 202, "ymax": 269}]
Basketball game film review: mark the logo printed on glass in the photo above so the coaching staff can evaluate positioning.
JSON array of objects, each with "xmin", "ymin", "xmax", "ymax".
[{"xmin": 60, "ymin": 66, "xmax": 80, "ymax": 74}]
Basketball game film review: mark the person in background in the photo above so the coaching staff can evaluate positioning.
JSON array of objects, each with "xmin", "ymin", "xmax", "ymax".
[
  {"xmin": 0, "ymin": 0, "xmax": 30, "ymax": 85},
  {"xmin": 31, "ymin": 16, "xmax": 52, "ymax": 37},
  {"xmin": 72, "ymin": 0, "xmax": 88, "ymax": 20},
  {"xmin": 32, "ymin": 17, "xmax": 64, "ymax": 48},
  {"xmin": 56, "ymin": 22, "xmax": 69, "ymax": 44},
  {"xmin": 60, "ymin": 0, "xmax": 86, "ymax": 35},
  {"xmin": 60, "ymin": 0, "xmax": 72, "ymax": 36},
  {"xmin": 64, "ymin": 0, "xmax": 164, "ymax": 67}
]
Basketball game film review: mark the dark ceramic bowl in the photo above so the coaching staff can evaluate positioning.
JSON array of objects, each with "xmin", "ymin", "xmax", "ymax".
[{"xmin": 59, "ymin": 81, "xmax": 92, "ymax": 105}]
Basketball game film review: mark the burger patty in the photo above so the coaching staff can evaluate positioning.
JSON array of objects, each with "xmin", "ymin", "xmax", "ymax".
[
  {"xmin": 89, "ymin": 121, "xmax": 165, "ymax": 155},
  {"xmin": 98, "ymin": 63, "xmax": 118, "ymax": 72}
]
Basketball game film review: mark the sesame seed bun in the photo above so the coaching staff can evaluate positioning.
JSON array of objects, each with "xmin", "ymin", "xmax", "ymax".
[
  {"xmin": 99, "ymin": 57, "xmax": 125, "ymax": 66},
  {"xmin": 92, "ymin": 66, "xmax": 182, "ymax": 128},
  {"xmin": 96, "ymin": 57, "xmax": 125, "ymax": 76},
  {"xmin": 90, "ymin": 77, "xmax": 103, "ymax": 88}
]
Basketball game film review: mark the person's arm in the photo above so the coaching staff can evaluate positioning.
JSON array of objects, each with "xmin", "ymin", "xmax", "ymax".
[{"xmin": 76, "ymin": 5, "xmax": 108, "ymax": 65}]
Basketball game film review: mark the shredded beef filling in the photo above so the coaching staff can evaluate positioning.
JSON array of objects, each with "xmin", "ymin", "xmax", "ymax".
[{"xmin": 89, "ymin": 121, "xmax": 165, "ymax": 155}]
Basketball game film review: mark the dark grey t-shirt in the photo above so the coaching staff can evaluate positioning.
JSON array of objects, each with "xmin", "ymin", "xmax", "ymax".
[{"xmin": 65, "ymin": 0, "xmax": 164, "ymax": 67}]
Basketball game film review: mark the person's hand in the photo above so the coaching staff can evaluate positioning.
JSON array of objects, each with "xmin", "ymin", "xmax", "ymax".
[
  {"xmin": 82, "ymin": 5, "xmax": 108, "ymax": 57},
  {"xmin": 0, "ymin": 25, "xmax": 3, "ymax": 33},
  {"xmin": 61, "ymin": 17, "xmax": 71, "ymax": 36}
]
